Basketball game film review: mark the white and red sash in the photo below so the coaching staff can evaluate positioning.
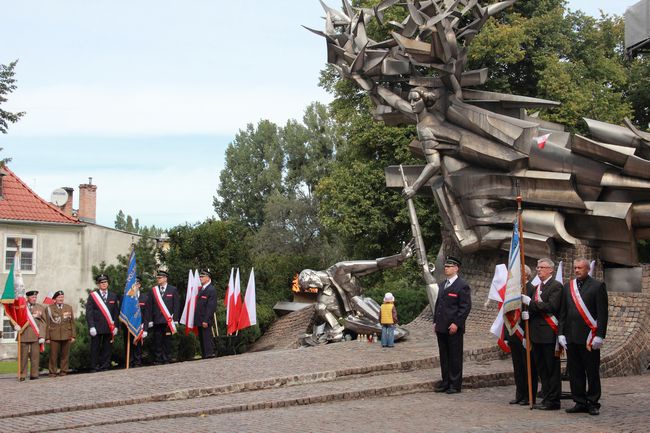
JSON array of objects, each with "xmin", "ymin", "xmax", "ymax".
[
  {"xmin": 25, "ymin": 307, "xmax": 44, "ymax": 352},
  {"xmin": 90, "ymin": 291, "xmax": 115, "ymax": 334},
  {"xmin": 569, "ymin": 279, "xmax": 598, "ymax": 349},
  {"xmin": 535, "ymin": 283, "xmax": 559, "ymax": 333},
  {"xmin": 153, "ymin": 287, "xmax": 177, "ymax": 334}
]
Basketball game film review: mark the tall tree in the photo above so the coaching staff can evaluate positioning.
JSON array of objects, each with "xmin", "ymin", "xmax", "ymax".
[{"xmin": 1, "ymin": 60, "xmax": 26, "ymax": 164}]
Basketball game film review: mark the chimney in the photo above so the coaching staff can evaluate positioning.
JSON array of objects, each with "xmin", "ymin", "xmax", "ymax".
[
  {"xmin": 61, "ymin": 187, "xmax": 74, "ymax": 216},
  {"xmin": 78, "ymin": 177, "xmax": 97, "ymax": 223}
]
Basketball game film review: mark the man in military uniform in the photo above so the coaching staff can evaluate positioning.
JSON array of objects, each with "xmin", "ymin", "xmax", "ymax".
[
  {"xmin": 17, "ymin": 290, "xmax": 46, "ymax": 381},
  {"xmin": 433, "ymin": 256, "xmax": 472, "ymax": 394},
  {"xmin": 522, "ymin": 258, "xmax": 564, "ymax": 410},
  {"xmin": 560, "ymin": 258, "xmax": 609, "ymax": 416},
  {"xmin": 45, "ymin": 291, "xmax": 76, "ymax": 377},
  {"xmin": 86, "ymin": 274, "xmax": 120, "ymax": 372},
  {"xmin": 194, "ymin": 269, "xmax": 217, "ymax": 359},
  {"xmin": 147, "ymin": 270, "xmax": 180, "ymax": 364}
]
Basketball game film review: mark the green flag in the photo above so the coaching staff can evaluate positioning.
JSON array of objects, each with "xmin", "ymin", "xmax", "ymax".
[{"xmin": 1, "ymin": 261, "xmax": 15, "ymax": 303}]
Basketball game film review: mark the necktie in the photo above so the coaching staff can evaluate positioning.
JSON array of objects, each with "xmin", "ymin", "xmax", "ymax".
[
  {"xmin": 444, "ymin": 280, "xmax": 450, "ymax": 290},
  {"xmin": 59, "ymin": 305, "xmax": 63, "ymax": 310},
  {"xmin": 102, "ymin": 291, "xmax": 107, "ymax": 302},
  {"xmin": 577, "ymin": 279, "xmax": 583, "ymax": 290},
  {"xmin": 160, "ymin": 286, "xmax": 164, "ymax": 296}
]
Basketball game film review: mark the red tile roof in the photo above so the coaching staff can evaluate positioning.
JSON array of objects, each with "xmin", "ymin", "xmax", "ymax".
[{"xmin": 0, "ymin": 166, "xmax": 80, "ymax": 224}]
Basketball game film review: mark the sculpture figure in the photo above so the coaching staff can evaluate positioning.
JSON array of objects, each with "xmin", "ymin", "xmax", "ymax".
[
  {"xmin": 308, "ymin": 0, "xmax": 650, "ymax": 268},
  {"xmin": 299, "ymin": 240, "xmax": 414, "ymax": 344}
]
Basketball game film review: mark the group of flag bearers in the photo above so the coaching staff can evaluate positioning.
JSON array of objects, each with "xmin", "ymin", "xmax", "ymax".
[
  {"xmin": 3, "ymin": 247, "xmax": 257, "ymax": 380},
  {"xmin": 489, "ymin": 198, "xmax": 609, "ymax": 416}
]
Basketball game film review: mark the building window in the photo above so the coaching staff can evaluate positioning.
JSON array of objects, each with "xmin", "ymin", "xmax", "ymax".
[
  {"xmin": 4, "ymin": 235, "xmax": 37, "ymax": 274},
  {"xmin": 1, "ymin": 310, "xmax": 16, "ymax": 342}
]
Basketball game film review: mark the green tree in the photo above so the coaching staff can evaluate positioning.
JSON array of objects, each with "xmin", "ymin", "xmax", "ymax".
[
  {"xmin": 114, "ymin": 209, "xmax": 164, "ymax": 236},
  {"xmin": 1, "ymin": 60, "xmax": 26, "ymax": 164}
]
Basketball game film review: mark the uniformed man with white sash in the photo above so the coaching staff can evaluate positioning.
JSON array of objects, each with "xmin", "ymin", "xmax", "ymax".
[
  {"xmin": 147, "ymin": 270, "xmax": 180, "ymax": 364},
  {"xmin": 86, "ymin": 274, "xmax": 120, "ymax": 372},
  {"xmin": 559, "ymin": 257, "xmax": 608, "ymax": 416},
  {"xmin": 17, "ymin": 290, "xmax": 47, "ymax": 381}
]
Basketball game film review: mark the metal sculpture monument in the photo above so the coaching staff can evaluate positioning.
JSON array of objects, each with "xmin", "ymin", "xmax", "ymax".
[{"xmin": 302, "ymin": 0, "xmax": 650, "ymax": 342}]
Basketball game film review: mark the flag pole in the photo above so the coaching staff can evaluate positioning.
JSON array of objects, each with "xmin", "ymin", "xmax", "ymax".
[
  {"xmin": 213, "ymin": 312, "xmax": 219, "ymax": 337},
  {"xmin": 17, "ymin": 326, "xmax": 21, "ymax": 380},
  {"xmin": 517, "ymin": 193, "xmax": 533, "ymax": 409},
  {"xmin": 125, "ymin": 333, "xmax": 131, "ymax": 370}
]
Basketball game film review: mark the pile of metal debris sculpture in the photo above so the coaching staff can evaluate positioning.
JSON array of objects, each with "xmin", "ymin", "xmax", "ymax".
[{"xmin": 307, "ymin": 0, "xmax": 650, "ymax": 266}]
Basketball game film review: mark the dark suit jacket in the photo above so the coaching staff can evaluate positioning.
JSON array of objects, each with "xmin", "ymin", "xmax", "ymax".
[
  {"xmin": 194, "ymin": 283, "xmax": 217, "ymax": 326},
  {"xmin": 528, "ymin": 279, "xmax": 563, "ymax": 344},
  {"xmin": 86, "ymin": 291, "xmax": 120, "ymax": 334},
  {"xmin": 559, "ymin": 276, "xmax": 608, "ymax": 345},
  {"xmin": 148, "ymin": 285, "xmax": 181, "ymax": 325},
  {"xmin": 433, "ymin": 276, "xmax": 472, "ymax": 334},
  {"xmin": 138, "ymin": 292, "xmax": 149, "ymax": 325}
]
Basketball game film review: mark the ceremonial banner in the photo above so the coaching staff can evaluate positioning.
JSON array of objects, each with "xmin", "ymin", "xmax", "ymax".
[
  {"xmin": 237, "ymin": 268, "xmax": 257, "ymax": 331},
  {"xmin": 503, "ymin": 219, "xmax": 523, "ymax": 335},
  {"xmin": 180, "ymin": 269, "xmax": 199, "ymax": 335},
  {"xmin": 227, "ymin": 268, "xmax": 242, "ymax": 335},
  {"xmin": 119, "ymin": 250, "xmax": 142, "ymax": 338}
]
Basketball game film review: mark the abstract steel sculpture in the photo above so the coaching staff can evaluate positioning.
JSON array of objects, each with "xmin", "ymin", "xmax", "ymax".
[
  {"xmin": 308, "ymin": 0, "xmax": 650, "ymax": 269},
  {"xmin": 298, "ymin": 241, "xmax": 414, "ymax": 344}
]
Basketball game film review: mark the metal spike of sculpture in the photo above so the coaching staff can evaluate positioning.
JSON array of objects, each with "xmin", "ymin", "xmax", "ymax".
[{"xmin": 308, "ymin": 0, "xmax": 650, "ymax": 267}]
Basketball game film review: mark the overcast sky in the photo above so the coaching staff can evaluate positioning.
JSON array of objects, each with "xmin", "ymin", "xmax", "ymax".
[{"xmin": 0, "ymin": 0, "xmax": 639, "ymax": 229}]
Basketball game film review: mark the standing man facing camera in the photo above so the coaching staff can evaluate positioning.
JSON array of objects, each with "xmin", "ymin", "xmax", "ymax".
[
  {"xmin": 433, "ymin": 256, "xmax": 472, "ymax": 394},
  {"xmin": 148, "ymin": 270, "xmax": 180, "ymax": 364},
  {"xmin": 17, "ymin": 290, "xmax": 46, "ymax": 381},
  {"xmin": 194, "ymin": 268, "xmax": 218, "ymax": 359},
  {"xmin": 46, "ymin": 291, "xmax": 76, "ymax": 377},
  {"xmin": 86, "ymin": 274, "xmax": 120, "ymax": 372}
]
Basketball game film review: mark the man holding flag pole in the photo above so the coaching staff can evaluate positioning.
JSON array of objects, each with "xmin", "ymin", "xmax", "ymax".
[
  {"xmin": 119, "ymin": 249, "xmax": 144, "ymax": 369},
  {"xmin": 1, "ymin": 246, "xmax": 29, "ymax": 381},
  {"xmin": 194, "ymin": 268, "xmax": 217, "ymax": 358}
]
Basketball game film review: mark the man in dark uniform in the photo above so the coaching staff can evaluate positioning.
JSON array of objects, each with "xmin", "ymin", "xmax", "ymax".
[
  {"xmin": 147, "ymin": 270, "xmax": 180, "ymax": 364},
  {"xmin": 560, "ymin": 258, "xmax": 608, "ymax": 416},
  {"xmin": 45, "ymin": 291, "xmax": 76, "ymax": 376},
  {"xmin": 521, "ymin": 258, "xmax": 563, "ymax": 410},
  {"xmin": 194, "ymin": 268, "xmax": 218, "ymax": 358},
  {"xmin": 86, "ymin": 274, "xmax": 120, "ymax": 372},
  {"xmin": 17, "ymin": 290, "xmax": 46, "ymax": 381},
  {"xmin": 128, "ymin": 276, "xmax": 148, "ymax": 367},
  {"xmin": 507, "ymin": 265, "xmax": 537, "ymax": 405},
  {"xmin": 433, "ymin": 256, "xmax": 472, "ymax": 394}
]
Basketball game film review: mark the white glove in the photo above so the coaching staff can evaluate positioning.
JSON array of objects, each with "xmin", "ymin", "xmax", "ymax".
[
  {"xmin": 112, "ymin": 327, "xmax": 118, "ymax": 336},
  {"xmin": 521, "ymin": 311, "xmax": 529, "ymax": 321},
  {"xmin": 38, "ymin": 338, "xmax": 45, "ymax": 344},
  {"xmin": 89, "ymin": 327, "xmax": 97, "ymax": 337},
  {"xmin": 14, "ymin": 324, "xmax": 22, "ymax": 332},
  {"xmin": 142, "ymin": 331, "xmax": 148, "ymax": 339},
  {"xmin": 521, "ymin": 294, "xmax": 531, "ymax": 306},
  {"xmin": 174, "ymin": 321, "xmax": 179, "ymax": 327},
  {"xmin": 592, "ymin": 336, "xmax": 603, "ymax": 350},
  {"xmin": 558, "ymin": 335, "xmax": 567, "ymax": 350},
  {"xmin": 522, "ymin": 338, "xmax": 527, "ymax": 349},
  {"xmin": 148, "ymin": 321, "xmax": 154, "ymax": 329}
]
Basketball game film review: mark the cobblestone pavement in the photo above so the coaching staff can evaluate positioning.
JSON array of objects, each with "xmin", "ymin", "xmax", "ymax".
[{"xmin": 1, "ymin": 327, "xmax": 647, "ymax": 432}]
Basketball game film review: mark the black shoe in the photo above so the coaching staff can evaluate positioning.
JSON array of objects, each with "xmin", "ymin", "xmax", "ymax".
[
  {"xmin": 19, "ymin": 377, "xmax": 25, "ymax": 382},
  {"xmin": 29, "ymin": 376, "xmax": 39, "ymax": 380},
  {"xmin": 535, "ymin": 404, "xmax": 560, "ymax": 411},
  {"xmin": 446, "ymin": 388, "xmax": 461, "ymax": 394},
  {"xmin": 565, "ymin": 404, "xmax": 588, "ymax": 414},
  {"xmin": 518, "ymin": 400, "xmax": 530, "ymax": 406},
  {"xmin": 588, "ymin": 406, "xmax": 600, "ymax": 416},
  {"xmin": 434, "ymin": 381, "xmax": 449, "ymax": 393},
  {"xmin": 509, "ymin": 399, "xmax": 522, "ymax": 405}
]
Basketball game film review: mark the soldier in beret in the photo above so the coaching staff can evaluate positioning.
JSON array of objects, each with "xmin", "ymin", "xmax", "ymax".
[
  {"xmin": 433, "ymin": 256, "xmax": 472, "ymax": 394},
  {"xmin": 45, "ymin": 291, "xmax": 76, "ymax": 377},
  {"xmin": 194, "ymin": 269, "xmax": 217, "ymax": 359},
  {"xmin": 147, "ymin": 270, "xmax": 180, "ymax": 364},
  {"xmin": 86, "ymin": 274, "xmax": 120, "ymax": 372},
  {"xmin": 17, "ymin": 290, "xmax": 47, "ymax": 381}
]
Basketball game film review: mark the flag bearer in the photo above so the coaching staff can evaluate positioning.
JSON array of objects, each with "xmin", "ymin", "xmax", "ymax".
[{"xmin": 17, "ymin": 290, "xmax": 46, "ymax": 381}]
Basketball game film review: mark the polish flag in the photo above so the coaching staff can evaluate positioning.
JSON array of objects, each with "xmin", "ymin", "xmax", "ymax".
[
  {"xmin": 227, "ymin": 268, "xmax": 242, "ymax": 335},
  {"xmin": 237, "ymin": 268, "xmax": 257, "ymax": 331},
  {"xmin": 43, "ymin": 290, "xmax": 56, "ymax": 305},
  {"xmin": 224, "ymin": 268, "xmax": 234, "ymax": 331},
  {"xmin": 535, "ymin": 133, "xmax": 551, "ymax": 149},
  {"xmin": 180, "ymin": 269, "xmax": 199, "ymax": 335},
  {"xmin": 488, "ymin": 264, "xmax": 510, "ymax": 352}
]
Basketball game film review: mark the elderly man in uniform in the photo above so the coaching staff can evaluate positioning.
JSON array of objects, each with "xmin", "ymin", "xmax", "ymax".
[
  {"xmin": 45, "ymin": 291, "xmax": 76, "ymax": 377},
  {"xmin": 522, "ymin": 258, "xmax": 564, "ymax": 410},
  {"xmin": 17, "ymin": 290, "xmax": 46, "ymax": 381},
  {"xmin": 86, "ymin": 274, "xmax": 120, "ymax": 372},
  {"xmin": 560, "ymin": 258, "xmax": 609, "ymax": 416},
  {"xmin": 433, "ymin": 256, "xmax": 472, "ymax": 394},
  {"xmin": 147, "ymin": 270, "xmax": 180, "ymax": 364},
  {"xmin": 194, "ymin": 269, "xmax": 218, "ymax": 359}
]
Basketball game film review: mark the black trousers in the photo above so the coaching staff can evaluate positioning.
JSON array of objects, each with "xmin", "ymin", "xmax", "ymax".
[
  {"xmin": 90, "ymin": 333, "xmax": 113, "ymax": 371},
  {"xmin": 436, "ymin": 331, "xmax": 464, "ymax": 390},
  {"xmin": 152, "ymin": 324, "xmax": 172, "ymax": 363},
  {"xmin": 129, "ymin": 334, "xmax": 144, "ymax": 366},
  {"xmin": 567, "ymin": 343, "xmax": 602, "ymax": 408},
  {"xmin": 198, "ymin": 326, "xmax": 215, "ymax": 358},
  {"xmin": 509, "ymin": 338, "xmax": 538, "ymax": 403},
  {"xmin": 532, "ymin": 342, "xmax": 561, "ymax": 406}
]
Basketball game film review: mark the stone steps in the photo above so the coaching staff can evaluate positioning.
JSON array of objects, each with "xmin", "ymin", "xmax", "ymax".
[{"xmin": 5, "ymin": 358, "xmax": 514, "ymax": 433}]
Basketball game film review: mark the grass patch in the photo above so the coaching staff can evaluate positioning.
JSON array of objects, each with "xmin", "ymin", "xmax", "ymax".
[{"xmin": 0, "ymin": 360, "xmax": 18, "ymax": 374}]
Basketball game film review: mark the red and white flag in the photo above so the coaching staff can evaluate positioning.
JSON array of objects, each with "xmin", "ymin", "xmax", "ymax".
[
  {"xmin": 237, "ymin": 268, "xmax": 257, "ymax": 331},
  {"xmin": 224, "ymin": 268, "xmax": 234, "ymax": 331},
  {"xmin": 43, "ymin": 290, "xmax": 56, "ymax": 305},
  {"xmin": 227, "ymin": 268, "xmax": 242, "ymax": 335},
  {"xmin": 488, "ymin": 264, "xmax": 511, "ymax": 352},
  {"xmin": 535, "ymin": 133, "xmax": 551, "ymax": 149},
  {"xmin": 180, "ymin": 269, "xmax": 199, "ymax": 335}
]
